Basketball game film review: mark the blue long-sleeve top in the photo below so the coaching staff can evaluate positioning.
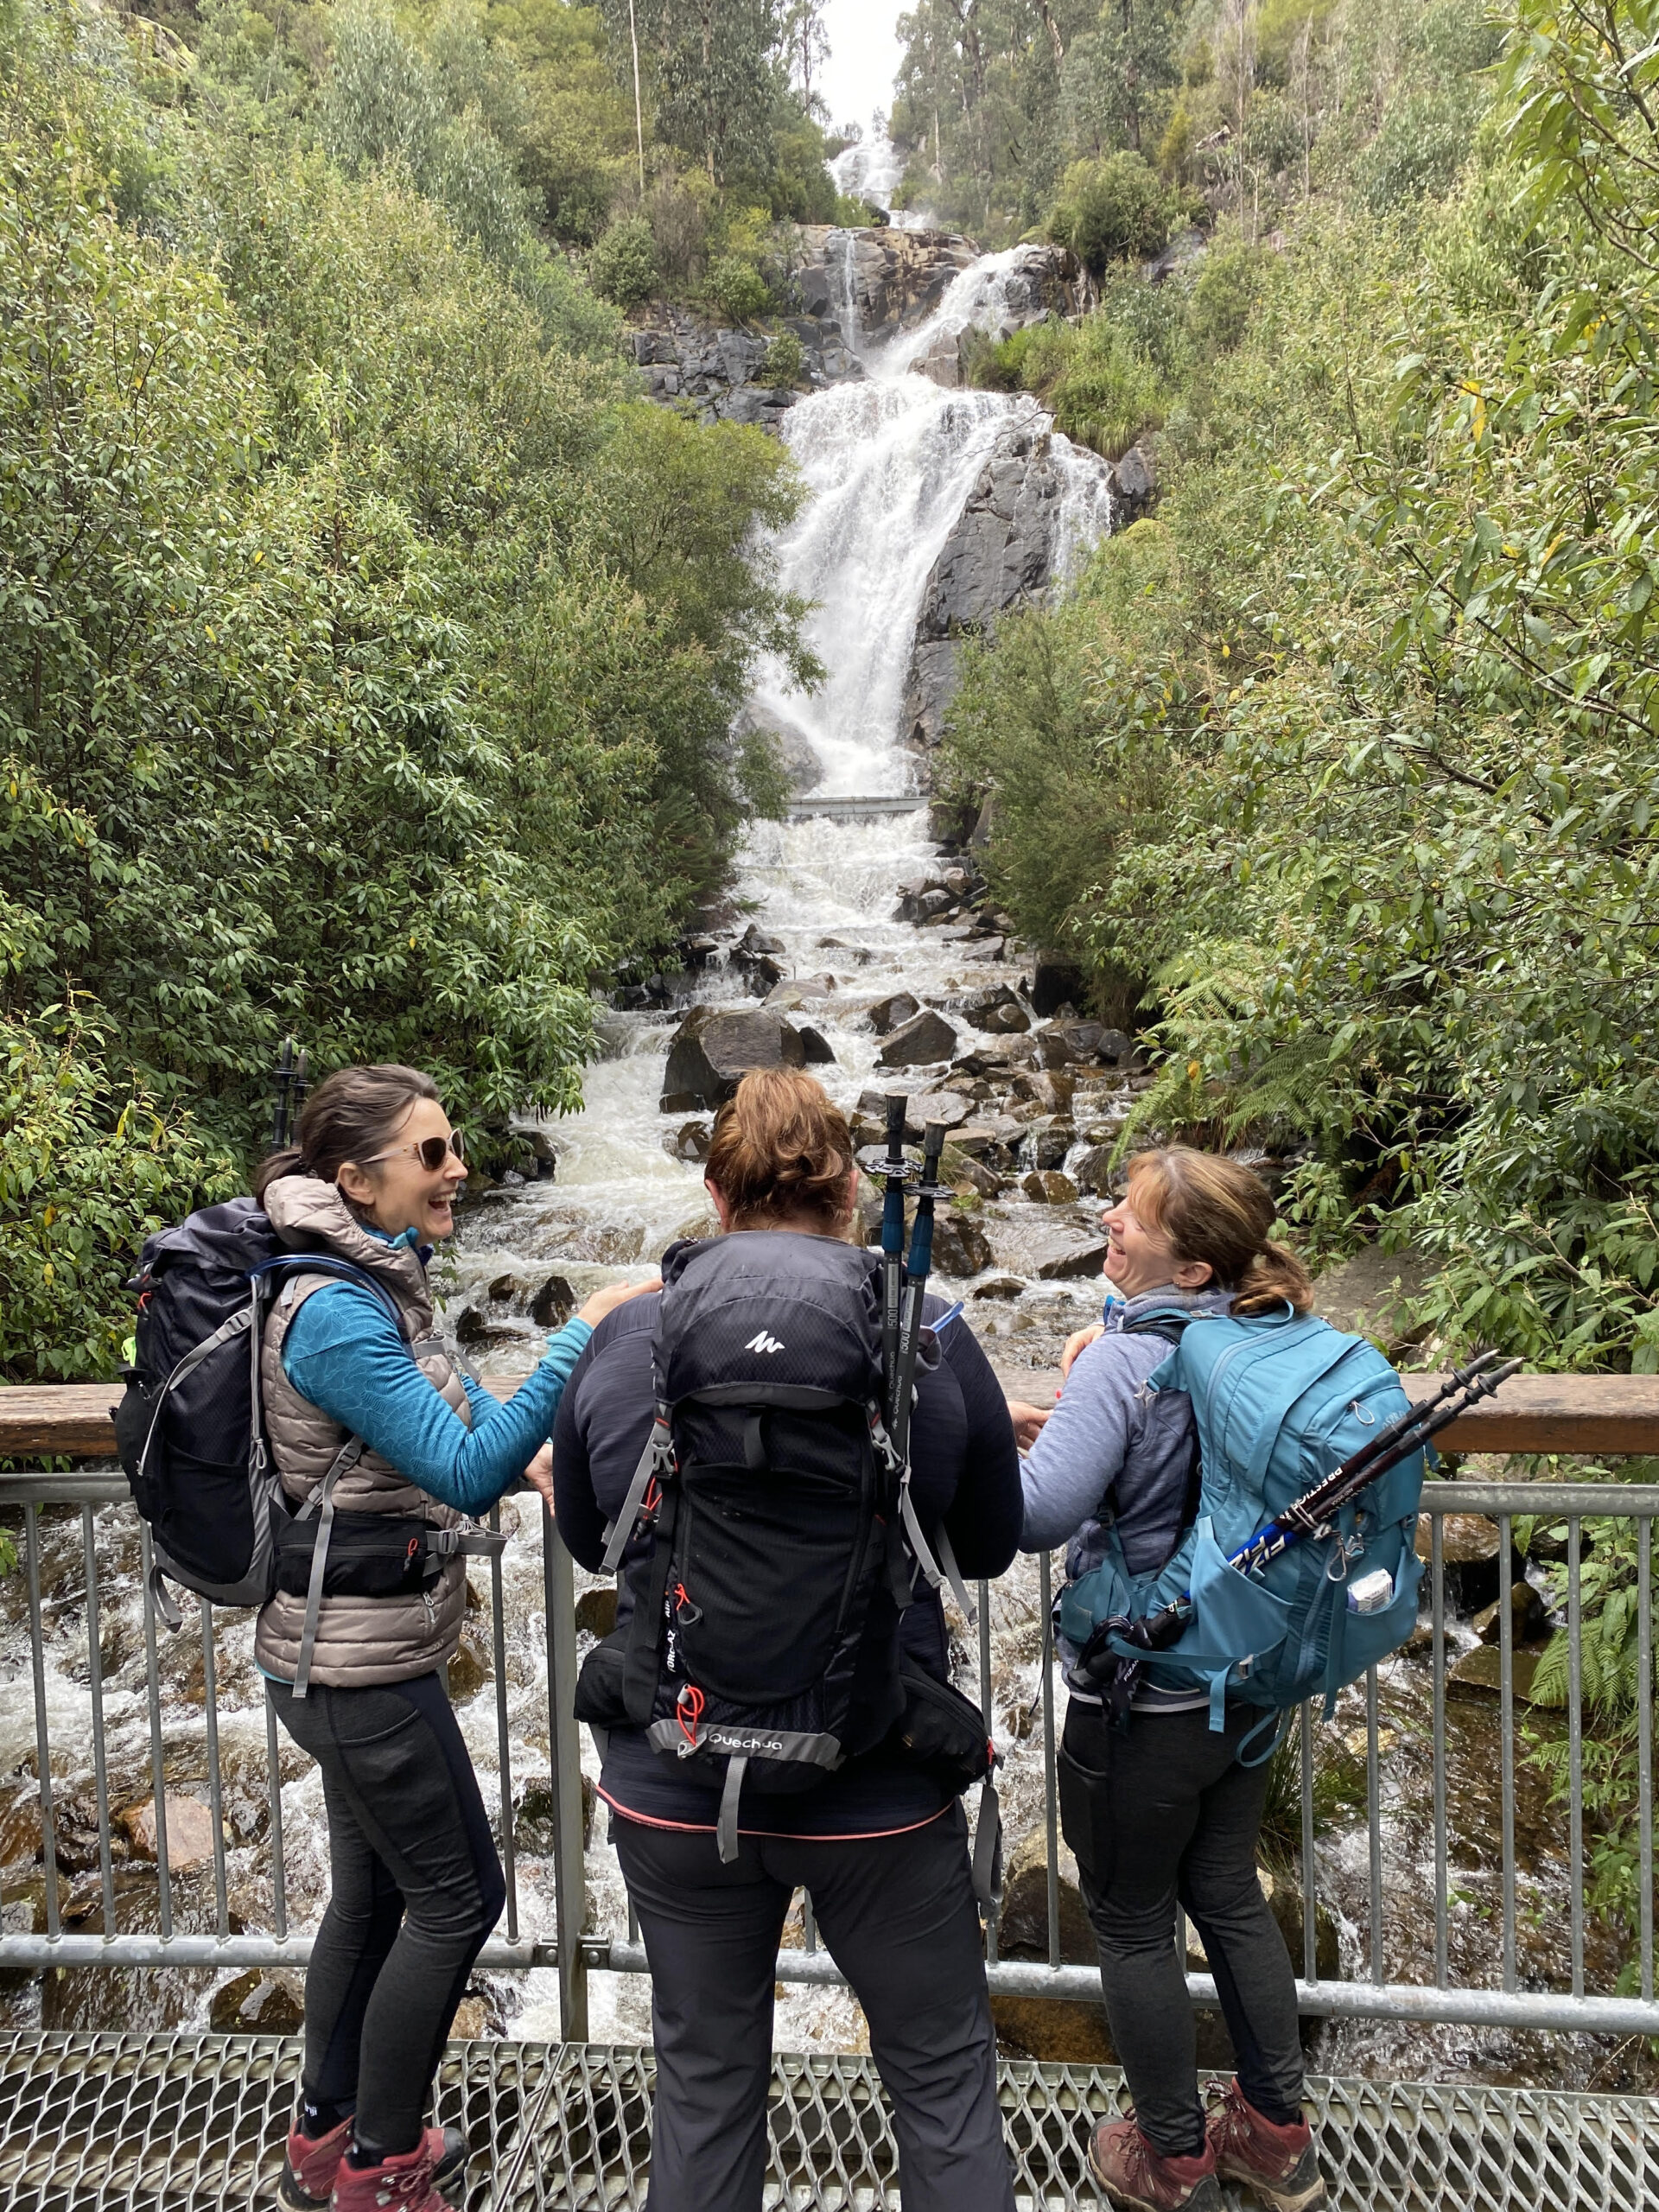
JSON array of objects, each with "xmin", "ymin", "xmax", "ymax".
[{"xmin": 282, "ymin": 1238, "xmax": 591, "ymax": 1515}]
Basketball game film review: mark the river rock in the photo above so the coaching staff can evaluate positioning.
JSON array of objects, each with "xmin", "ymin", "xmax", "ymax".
[
  {"xmin": 798, "ymin": 1026, "xmax": 836, "ymax": 1065},
  {"xmin": 996, "ymin": 1826, "xmax": 1098, "ymax": 1965},
  {"xmin": 900, "ymin": 416, "xmax": 1111, "ymax": 753},
  {"xmin": 119, "ymin": 1793, "xmax": 219, "ymax": 1872},
  {"xmin": 868, "ymin": 990, "xmax": 921, "ymax": 1033},
  {"xmin": 1071, "ymin": 1144, "xmax": 1119, "ymax": 1198},
  {"xmin": 1021, "ymin": 1170, "xmax": 1079, "ymax": 1205},
  {"xmin": 941, "ymin": 1146, "xmax": 1003, "ymax": 1198},
  {"xmin": 1416, "ymin": 1512, "xmax": 1516, "ymax": 1614},
  {"xmin": 972, "ymin": 1274, "xmax": 1026, "ymax": 1300},
  {"xmin": 931, "ymin": 1211, "xmax": 995, "ymax": 1277},
  {"xmin": 1011, "ymin": 1069, "xmax": 1075, "ymax": 1115},
  {"xmin": 1023, "ymin": 1117, "xmax": 1073, "ymax": 1172},
  {"xmin": 664, "ymin": 1119, "xmax": 712, "ymax": 1165},
  {"xmin": 876, "ymin": 1008, "xmax": 958, "ymax": 1067},
  {"xmin": 1030, "ymin": 957, "xmax": 1085, "ymax": 1017},
  {"xmin": 961, "ymin": 983, "xmax": 1028, "ymax": 1033},
  {"xmin": 1109, "ymin": 440, "xmax": 1158, "ymax": 518},
  {"xmin": 1446, "ymin": 1644, "xmax": 1545, "ymax": 1703},
  {"xmin": 211, "ymin": 1967, "xmax": 305, "ymax": 2035},
  {"xmin": 660, "ymin": 1005, "xmax": 805, "ymax": 1110},
  {"xmin": 988, "ymin": 1221, "xmax": 1109, "ymax": 1281},
  {"xmin": 529, "ymin": 1273, "xmax": 576, "ymax": 1328},
  {"xmin": 1475, "ymin": 1582, "xmax": 1549, "ymax": 1646}
]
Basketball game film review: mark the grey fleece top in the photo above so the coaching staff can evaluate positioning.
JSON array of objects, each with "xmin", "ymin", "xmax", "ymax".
[{"xmin": 1020, "ymin": 1286, "xmax": 1236, "ymax": 1707}]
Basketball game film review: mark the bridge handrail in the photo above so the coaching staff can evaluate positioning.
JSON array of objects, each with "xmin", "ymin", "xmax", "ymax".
[{"xmin": 2, "ymin": 1374, "xmax": 1656, "ymax": 2045}]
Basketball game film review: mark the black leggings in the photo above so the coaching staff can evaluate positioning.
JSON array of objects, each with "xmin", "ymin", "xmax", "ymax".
[
  {"xmin": 1058, "ymin": 1698, "xmax": 1304, "ymax": 2158},
  {"xmin": 269, "ymin": 1672, "xmax": 505, "ymax": 2154}
]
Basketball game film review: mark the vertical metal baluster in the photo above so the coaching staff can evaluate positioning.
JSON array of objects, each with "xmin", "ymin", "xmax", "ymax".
[
  {"xmin": 265, "ymin": 1696, "xmax": 289, "ymax": 1941},
  {"xmin": 1300, "ymin": 1702, "xmax": 1317, "ymax": 1983},
  {"xmin": 24, "ymin": 1506, "xmax": 60, "ymax": 1939},
  {"xmin": 81, "ymin": 1508, "xmax": 116, "ymax": 1938},
  {"xmin": 627, "ymin": 1896, "xmax": 639, "ymax": 1945},
  {"xmin": 541, "ymin": 1505, "xmax": 588, "ymax": 2040},
  {"xmin": 1498, "ymin": 1514, "xmax": 1516, "ymax": 1993},
  {"xmin": 1431, "ymin": 1514, "xmax": 1447, "ymax": 1988},
  {"xmin": 198, "ymin": 1600, "xmax": 230, "ymax": 1938},
  {"xmin": 978, "ymin": 1577, "xmax": 997, "ymax": 1964},
  {"xmin": 489, "ymin": 1505, "xmax": 518, "ymax": 1944},
  {"xmin": 1365, "ymin": 1665, "xmax": 1382, "ymax": 1984},
  {"xmin": 1567, "ymin": 1516, "xmax": 1584, "ymax": 1998},
  {"xmin": 138, "ymin": 1527, "xmax": 174, "ymax": 1937},
  {"xmin": 1039, "ymin": 1550, "xmax": 1060, "ymax": 1971},
  {"xmin": 1639, "ymin": 1516, "xmax": 1654, "ymax": 2005},
  {"xmin": 804, "ymin": 1895, "xmax": 817, "ymax": 1955}
]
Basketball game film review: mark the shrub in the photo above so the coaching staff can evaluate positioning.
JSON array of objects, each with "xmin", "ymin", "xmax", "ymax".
[
  {"xmin": 708, "ymin": 251, "xmax": 772, "ymax": 323},
  {"xmin": 1046, "ymin": 153, "xmax": 1179, "ymax": 276},
  {"xmin": 1190, "ymin": 240, "xmax": 1258, "ymax": 356},
  {"xmin": 588, "ymin": 214, "xmax": 658, "ymax": 306},
  {"xmin": 1048, "ymin": 321, "xmax": 1168, "ymax": 460},
  {"xmin": 762, "ymin": 329, "xmax": 807, "ymax": 386}
]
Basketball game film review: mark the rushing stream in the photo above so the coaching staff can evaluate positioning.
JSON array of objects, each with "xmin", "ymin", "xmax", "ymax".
[{"xmin": 1, "ymin": 212, "xmax": 1643, "ymax": 2101}]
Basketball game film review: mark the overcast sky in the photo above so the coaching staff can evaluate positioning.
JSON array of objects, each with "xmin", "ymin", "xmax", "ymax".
[{"xmin": 817, "ymin": 0, "xmax": 906, "ymax": 138}]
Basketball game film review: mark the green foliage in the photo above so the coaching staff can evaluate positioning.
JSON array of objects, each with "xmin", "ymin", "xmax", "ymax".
[
  {"xmin": 707, "ymin": 248, "xmax": 772, "ymax": 322},
  {"xmin": 0, "ymin": 1005, "xmax": 238, "ymax": 1382},
  {"xmin": 1046, "ymin": 151, "xmax": 1180, "ymax": 275},
  {"xmin": 588, "ymin": 212, "xmax": 658, "ymax": 303},
  {"xmin": 0, "ymin": 0, "xmax": 815, "ymax": 1377},
  {"xmin": 1189, "ymin": 238, "xmax": 1258, "ymax": 355},
  {"xmin": 761, "ymin": 327, "xmax": 806, "ymax": 386},
  {"xmin": 967, "ymin": 307, "xmax": 1171, "ymax": 462}
]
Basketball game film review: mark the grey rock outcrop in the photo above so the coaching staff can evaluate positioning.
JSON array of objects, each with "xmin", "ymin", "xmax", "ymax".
[
  {"xmin": 795, "ymin": 226, "xmax": 980, "ymax": 342},
  {"xmin": 900, "ymin": 410, "xmax": 1112, "ymax": 752},
  {"xmin": 631, "ymin": 315, "xmax": 861, "ymax": 427},
  {"xmin": 911, "ymin": 243, "xmax": 1096, "ymax": 389},
  {"xmin": 660, "ymin": 1006, "xmax": 805, "ymax": 1111},
  {"xmin": 875, "ymin": 1008, "xmax": 959, "ymax": 1067}
]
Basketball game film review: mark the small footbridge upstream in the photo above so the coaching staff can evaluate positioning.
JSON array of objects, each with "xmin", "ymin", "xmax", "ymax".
[{"xmin": 1, "ymin": 1376, "xmax": 1656, "ymax": 2210}]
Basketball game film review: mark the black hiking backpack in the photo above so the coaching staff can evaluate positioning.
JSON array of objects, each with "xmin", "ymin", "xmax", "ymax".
[
  {"xmin": 573, "ymin": 1233, "xmax": 998, "ymax": 1880},
  {"xmin": 113, "ymin": 1197, "xmax": 399, "ymax": 1624}
]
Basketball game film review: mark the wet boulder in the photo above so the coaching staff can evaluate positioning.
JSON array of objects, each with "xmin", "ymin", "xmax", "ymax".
[
  {"xmin": 530, "ymin": 1274, "xmax": 576, "ymax": 1328},
  {"xmin": 1021, "ymin": 1170, "xmax": 1079, "ymax": 1205},
  {"xmin": 1030, "ymin": 956, "xmax": 1085, "ymax": 1017},
  {"xmin": 940, "ymin": 1145, "xmax": 1003, "ymax": 1198},
  {"xmin": 960, "ymin": 982, "xmax": 1029, "ymax": 1034},
  {"xmin": 575, "ymin": 1586, "xmax": 619, "ymax": 1638},
  {"xmin": 1023, "ymin": 1117, "xmax": 1074, "ymax": 1172},
  {"xmin": 1011, "ymin": 1068, "xmax": 1076, "ymax": 1116},
  {"xmin": 988, "ymin": 1219, "xmax": 1109, "ymax": 1281},
  {"xmin": 868, "ymin": 989, "xmax": 921, "ymax": 1033},
  {"xmin": 661, "ymin": 1006, "xmax": 806, "ymax": 1110},
  {"xmin": 664, "ymin": 1120, "xmax": 713, "ymax": 1165},
  {"xmin": 798, "ymin": 1026, "xmax": 836, "ymax": 1065},
  {"xmin": 876, "ymin": 1008, "xmax": 959, "ymax": 1067},
  {"xmin": 1071, "ymin": 1144, "xmax": 1120, "ymax": 1198},
  {"xmin": 931, "ymin": 1211, "xmax": 995, "ymax": 1277},
  {"xmin": 211, "ymin": 1968, "xmax": 305, "ymax": 2036},
  {"xmin": 119, "ymin": 1793, "xmax": 219, "ymax": 1872}
]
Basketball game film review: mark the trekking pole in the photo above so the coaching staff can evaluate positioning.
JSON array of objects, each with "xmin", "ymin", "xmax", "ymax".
[
  {"xmin": 887, "ymin": 1122, "xmax": 979, "ymax": 1624},
  {"xmin": 880, "ymin": 1093, "xmax": 912, "ymax": 1396},
  {"xmin": 1121, "ymin": 1351, "xmax": 1522, "ymax": 1654}
]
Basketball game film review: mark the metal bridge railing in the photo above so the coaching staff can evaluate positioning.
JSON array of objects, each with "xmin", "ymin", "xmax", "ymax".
[{"xmin": 1, "ymin": 1458, "xmax": 1656, "ymax": 2044}]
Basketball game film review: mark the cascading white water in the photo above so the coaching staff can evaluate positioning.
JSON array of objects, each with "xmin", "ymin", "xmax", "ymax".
[{"xmin": 829, "ymin": 122, "xmax": 928, "ymax": 231}]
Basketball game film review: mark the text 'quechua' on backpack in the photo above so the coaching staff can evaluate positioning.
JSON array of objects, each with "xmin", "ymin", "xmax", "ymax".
[
  {"xmin": 114, "ymin": 1197, "xmax": 404, "ymax": 1625},
  {"xmin": 1059, "ymin": 1307, "xmax": 1428, "ymax": 1758},
  {"xmin": 574, "ymin": 1232, "xmax": 997, "ymax": 1875}
]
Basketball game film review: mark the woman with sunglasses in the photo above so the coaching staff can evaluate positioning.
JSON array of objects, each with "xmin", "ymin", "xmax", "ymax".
[{"xmin": 251, "ymin": 1065, "xmax": 653, "ymax": 2212}]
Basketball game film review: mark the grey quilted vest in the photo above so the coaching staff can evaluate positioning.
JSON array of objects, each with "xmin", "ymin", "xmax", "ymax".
[{"xmin": 253, "ymin": 1176, "xmax": 473, "ymax": 1690}]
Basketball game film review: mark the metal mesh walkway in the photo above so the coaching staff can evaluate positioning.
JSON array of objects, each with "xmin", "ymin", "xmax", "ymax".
[{"xmin": 0, "ymin": 2033, "xmax": 1651, "ymax": 2211}]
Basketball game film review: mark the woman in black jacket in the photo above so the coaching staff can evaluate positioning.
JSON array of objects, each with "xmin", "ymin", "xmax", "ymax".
[{"xmin": 554, "ymin": 1068, "xmax": 1023, "ymax": 2212}]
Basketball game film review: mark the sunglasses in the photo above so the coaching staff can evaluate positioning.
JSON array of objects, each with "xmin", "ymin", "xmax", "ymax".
[{"xmin": 363, "ymin": 1130, "xmax": 467, "ymax": 1173}]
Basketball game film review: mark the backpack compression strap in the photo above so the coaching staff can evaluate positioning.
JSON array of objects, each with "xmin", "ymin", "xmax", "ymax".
[{"xmin": 291, "ymin": 1437, "xmax": 366, "ymax": 1700}]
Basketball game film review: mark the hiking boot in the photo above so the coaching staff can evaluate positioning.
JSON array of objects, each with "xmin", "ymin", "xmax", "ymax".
[
  {"xmin": 1205, "ymin": 2080, "xmax": 1325, "ymax": 2212},
  {"xmin": 1087, "ymin": 2117, "xmax": 1224, "ymax": 2212},
  {"xmin": 276, "ymin": 2121, "xmax": 467, "ymax": 2212}
]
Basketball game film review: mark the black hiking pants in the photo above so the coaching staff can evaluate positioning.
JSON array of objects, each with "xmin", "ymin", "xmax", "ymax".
[
  {"xmin": 1058, "ymin": 1698, "xmax": 1305, "ymax": 2157},
  {"xmin": 613, "ymin": 1802, "xmax": 1015, "ymax": 2212},
  {"xmin": 269, "ymin": 1671, "xmax": 505, "ymax": 2154}
]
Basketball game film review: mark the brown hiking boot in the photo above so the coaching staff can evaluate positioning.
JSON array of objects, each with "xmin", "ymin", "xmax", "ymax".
[
  {"xmin": 1205, "ymin": 2079, "xmax": 1325, "ymax": 2212},
  {"xmin": 1087, "ymin": 2117, "xmax": 1224, "ymax": 2212}
]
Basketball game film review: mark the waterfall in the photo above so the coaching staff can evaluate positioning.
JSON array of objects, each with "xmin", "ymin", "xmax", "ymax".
[{"xmin": 828, "ymin": 123, "xmax": 927, "ymax": 232}]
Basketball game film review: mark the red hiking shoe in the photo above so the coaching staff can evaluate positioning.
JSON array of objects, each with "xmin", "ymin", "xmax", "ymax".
[
  {"xmin": 1205, "ymin": 2079, "xmax": 1325, "ymax": 2212},
  {"xmin": 1087, "ymin": 2116, "xmax": 1224, "ymax": 2212},
  {"xmin": 277, "ymin": 2121, "xmax": 467, "ymax": 2212}
]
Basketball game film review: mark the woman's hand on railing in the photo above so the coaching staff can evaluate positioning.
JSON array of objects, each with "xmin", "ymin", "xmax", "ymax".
[
  {"xmin": 1059, "ymin": 1323, "xmax": 1103, "ymax": 1380},
  {"xmin": 575, "ymin": 1276, "xmax": 663, "ymax": 1328},
  {"xmin": 1007, "ymin": 1400, "xmax": 1051, "ymax": 1451},
  {"xmin": 521, "ymin": 1443, "xmax": 556, "ymax": 1517}
]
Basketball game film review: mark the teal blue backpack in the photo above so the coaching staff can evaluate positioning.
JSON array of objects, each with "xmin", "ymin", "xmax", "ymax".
[{"xmin": 1058, "ymin": 1307, "xmax": 1427, "ymax": 1751}]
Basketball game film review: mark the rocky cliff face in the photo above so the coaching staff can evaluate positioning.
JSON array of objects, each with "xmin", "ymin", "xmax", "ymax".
[
  {"xmin": 793, "ymin": 225, "xmax": 980, "ymax": 342},
  {"xmin": 900, "ymin": 412, "xmax": 1134, "ymax": 753}
]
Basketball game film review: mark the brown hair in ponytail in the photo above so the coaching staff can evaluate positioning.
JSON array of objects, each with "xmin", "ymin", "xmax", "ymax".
[
  {"xmin": 252, "ymin": 1065, "xmax": 442, "ymax": 1205},
  {"xmin": 1125, "ymin": 1146, "xmax": 1313, "ymax": 1315},
  {"xmin": 703, "ymin": 1069, "xmax": 856, "ymax": 1234}
]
